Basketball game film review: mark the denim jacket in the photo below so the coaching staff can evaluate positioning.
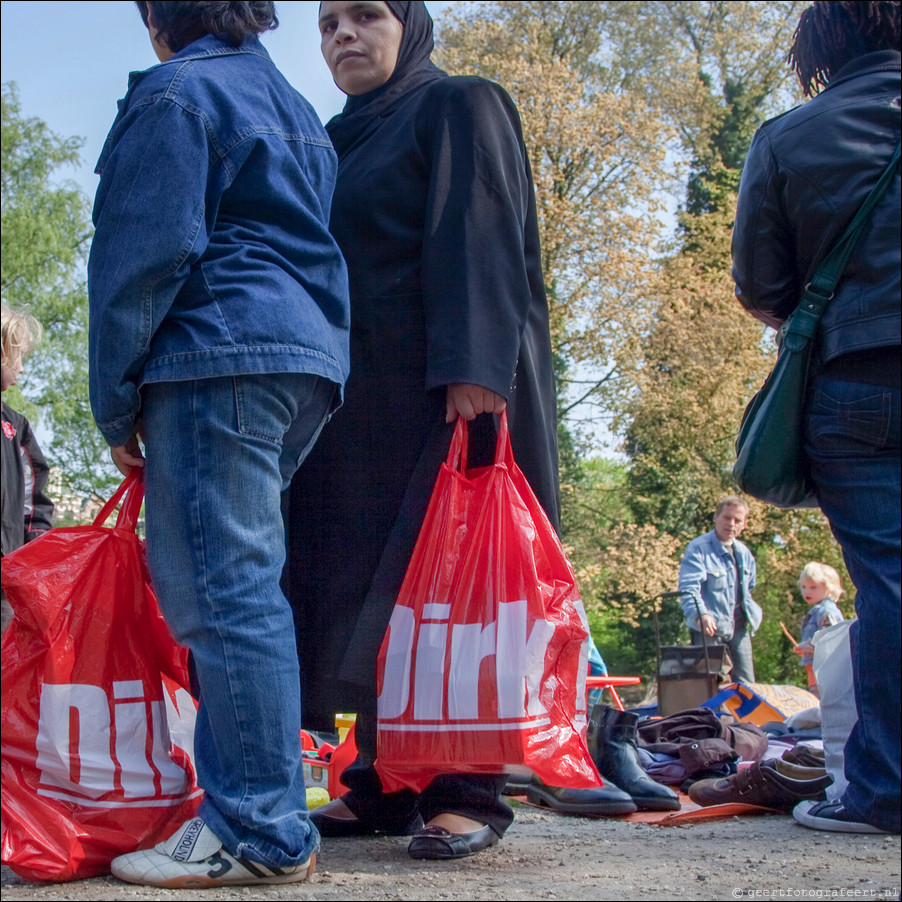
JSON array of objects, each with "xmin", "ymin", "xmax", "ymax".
[
  {"xmin": 678, "ymin": 530, "xmax": 762, "ymax": 639},
  {"xmin": 798, "ymin": 598, "xmax": 844, "ymax": 666},
  {"xmin": 89, "ymin": 35, "xmax": 350, "ymax": 446}
]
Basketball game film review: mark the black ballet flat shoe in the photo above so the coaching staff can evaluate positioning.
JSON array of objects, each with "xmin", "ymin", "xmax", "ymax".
[
  {"xmin": 310, "ymin": 806, "xmax": 423, "ymax": 838},
  {"xmin": 407, "ymin": 825, "xmax": 498, "ymax": 860}
]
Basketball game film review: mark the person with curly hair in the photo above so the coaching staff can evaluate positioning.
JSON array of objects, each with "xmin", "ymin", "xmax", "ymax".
[{"xmin": 732, "ymin": 0, "xmax": 900, "ymax": 835}]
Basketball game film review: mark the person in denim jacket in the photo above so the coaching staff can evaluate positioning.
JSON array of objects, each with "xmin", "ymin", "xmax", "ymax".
[
  {"xmin": 89, "ymin": 1, "xmax": 350, "ymax": 889},
  {"xmin": 678, "ymin": 496, "xmax": 762, "ymax": 685}
]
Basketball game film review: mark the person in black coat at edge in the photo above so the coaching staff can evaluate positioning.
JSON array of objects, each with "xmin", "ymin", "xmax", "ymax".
[
  {"xmin": 2, "ymin": 304, "xmax": 54, "ymax": 634},
  {"xmin": 732, "ymin": 0, "xmax": 900, "ymax": 835},
  {"xmin": 286, "ymin": 0, "xmax": 633, "ymax": 860}
]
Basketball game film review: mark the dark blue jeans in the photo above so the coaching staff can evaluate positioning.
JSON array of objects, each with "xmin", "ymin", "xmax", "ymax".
[
  {"xmin": 805, "ymin": 374, "xmax": 901, "ymax": 834},
  {"xmin": 690, "ymin": 623, "xmax": 755, "ymax": 686}
]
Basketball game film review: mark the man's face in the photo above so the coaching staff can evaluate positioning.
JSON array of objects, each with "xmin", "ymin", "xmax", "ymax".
[{"xmin": 713, "ymin": 504, "xmax": 748, "ymax": 544}]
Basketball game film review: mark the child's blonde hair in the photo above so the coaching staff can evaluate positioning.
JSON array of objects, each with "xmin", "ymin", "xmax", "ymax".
[
  {"xmin": 799, "ymin": 561, "xmax": 844, "ymax": 600},
  {"xmin": 1, "ymin": 303, "xmax": 43, "ymax": 368}
]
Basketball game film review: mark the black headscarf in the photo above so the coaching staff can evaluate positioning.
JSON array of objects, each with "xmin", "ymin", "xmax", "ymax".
[{"xmin": 324, "ymin": 0, "xmax": 447, "ymax": 157}]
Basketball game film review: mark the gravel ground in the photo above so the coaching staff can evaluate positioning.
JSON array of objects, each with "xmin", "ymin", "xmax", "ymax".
[{"xmin": 3, "ymin": 802, "xmax": 899, "ymax": 901}]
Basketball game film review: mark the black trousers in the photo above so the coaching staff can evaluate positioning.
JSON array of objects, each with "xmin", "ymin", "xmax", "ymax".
[{"xmin": 338, "ymin": 683, "xmax": 514, "ymax": 837}]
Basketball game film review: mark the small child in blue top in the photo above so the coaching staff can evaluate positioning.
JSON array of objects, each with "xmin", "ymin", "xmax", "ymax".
[{"xmin": 793, "ymin": 562, "xmax": 845, "ymax": 696}]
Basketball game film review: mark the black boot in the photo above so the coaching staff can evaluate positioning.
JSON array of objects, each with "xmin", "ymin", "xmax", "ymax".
[
  {"xmin": 589, "ymin": 704, "xmax": 681, "ymax": 811},
  {"xmin": 525, "ymin": 774, "xmax": 636, "ymax": 816}
]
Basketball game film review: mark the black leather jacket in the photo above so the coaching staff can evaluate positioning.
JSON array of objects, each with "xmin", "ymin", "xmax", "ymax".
[
  {"xmin": 732, "ymin": 51, "xmax": 901, "ymax": 363},
  {"xmin": 1, "ymin": 402, "xmax": 54, "ymax": 557}
]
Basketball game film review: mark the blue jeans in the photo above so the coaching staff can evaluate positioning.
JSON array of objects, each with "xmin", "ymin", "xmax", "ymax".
[
  {"xmin": 805, "ymin": 374, "xmax": 901, "ymax": 834},
  {"xmin": 143, "ymin": 374, "xmax": 335, "ymax": 866}
]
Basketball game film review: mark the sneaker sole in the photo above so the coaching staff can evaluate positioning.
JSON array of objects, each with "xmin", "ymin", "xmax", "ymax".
[
  {"xmin": 113, "ymin": 854, "xmax": 316, "ymax": 888},
  {"xmin": 794, "ymin": 805, "xmax": 886, "ymax": 834}
]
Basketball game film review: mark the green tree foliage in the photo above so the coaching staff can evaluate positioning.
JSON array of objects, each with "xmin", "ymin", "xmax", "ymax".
[
  {"xmin": 438, "ymin": 0, "xmax": 675, "ymax": 426},
  {"xmin": 611, "ymin": 4, "xmax": 851, "ymax": 683},
  {"xmin": 2, "ymin": 82, "xmax": 115, "ymax": 501},
  {"xmin": 621, "ymin": 196, "xmax": 851, "ymax": 685},
  {"xmin": 437, "ymin": 2, "xmax": 847, "ymax": 685}
]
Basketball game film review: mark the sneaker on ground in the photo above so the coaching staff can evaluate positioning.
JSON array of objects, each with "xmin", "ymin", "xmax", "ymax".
[
  {"xmin": 110, "ymin": 817, "xmax": 316, "ymax": 889},
  {"xmin": 793, "ymin": 799, "xmax": 888, "ymax": 834}
]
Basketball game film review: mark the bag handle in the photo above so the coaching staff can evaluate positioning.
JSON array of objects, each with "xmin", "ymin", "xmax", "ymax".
[
  {"xmin": 92, "ymin": 469, "xmax": 145, "ymax": 533},
  {"xmin": 447, "ymin": 416, "xmax": 470, "ymax": 472},
  {"xmin": 493, "ymin": 410, "xmax": 515, "ymax": 467},
  {"xmin": 444, "ymin": 410, "xmax": 514, "ymax": 472}
]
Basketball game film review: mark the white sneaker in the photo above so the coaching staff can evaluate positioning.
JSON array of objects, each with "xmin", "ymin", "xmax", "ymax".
[
  {"xmin": 111, "ymin": 817, "xmax": 316, "ymax": 888},
  {"xmin": 793, "ymin": 799, "xmax": 888, "ymax": 834}
]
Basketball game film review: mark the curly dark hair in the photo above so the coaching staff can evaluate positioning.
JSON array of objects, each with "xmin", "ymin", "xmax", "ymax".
[
  {"xmin": 136, "ymin": 1, "xmax": 278, "ymax": 54},
  {"xmin": 788, "ymin": 1, "xmax": 901, "ymax": 97}
]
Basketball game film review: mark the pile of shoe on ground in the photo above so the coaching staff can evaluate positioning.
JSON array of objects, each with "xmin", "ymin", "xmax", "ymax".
[{"xmin": 510, "ymin": 703, "xmax": 877, "ymax": 834}]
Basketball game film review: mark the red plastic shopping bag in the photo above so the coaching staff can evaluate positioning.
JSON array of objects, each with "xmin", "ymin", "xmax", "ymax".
[
  {"xmin": 1, "ymin": 470, "xmax": 201, "ymax": 882},
  {"xmin": 375, "ymin": 413, "xmax": 602, "ymax": 793}
]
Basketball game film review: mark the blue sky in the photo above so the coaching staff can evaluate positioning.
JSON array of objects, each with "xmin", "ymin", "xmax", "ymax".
[{"xmin": 1, "ymin": 0, "xmax": 452, "ymax": 201}]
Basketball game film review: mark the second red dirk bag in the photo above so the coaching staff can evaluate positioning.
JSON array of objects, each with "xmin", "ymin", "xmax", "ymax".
[
  {"xmin": 1, "ymin": 471, "xmax": 200, "ymax": 882},
  {"xmin": 375, "ymin": 413, "xmax": 601, "ymax": 793}
]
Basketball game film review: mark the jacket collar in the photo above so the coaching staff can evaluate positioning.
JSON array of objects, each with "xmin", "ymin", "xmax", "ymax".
[
  {"xmin": 704, "ymin": 529, "xmax": 745, "ymax": 556},
  {"xmin": 825, "ymin": 49, "xmax": 901, "ymax": 93},
  {"xmin": 99, "ymin": 35, "xmax": 272, "ymax": 176},
  {"xmin": 126, "ymin": 34, "xmax": 270, "ymax": 91}
]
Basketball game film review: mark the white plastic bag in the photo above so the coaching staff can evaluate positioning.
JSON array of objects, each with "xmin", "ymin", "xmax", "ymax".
[{"xmin": 812, "ymin": 619, "xmax": 856, "ymax": 801}]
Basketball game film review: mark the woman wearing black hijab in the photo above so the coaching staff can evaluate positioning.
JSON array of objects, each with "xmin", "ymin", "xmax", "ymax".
[{"xmin": 286, "ymin": 0, "xmax": 560, "ymax": 860}]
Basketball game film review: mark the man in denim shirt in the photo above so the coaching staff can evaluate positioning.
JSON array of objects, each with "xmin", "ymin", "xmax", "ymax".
[
  {"xmin": 89, "ymin": 2, "xmax": 349, "ymax": 889},
  {"xmin": 678, "ymin": 496, "xmax": 762, "ymax": 684}
]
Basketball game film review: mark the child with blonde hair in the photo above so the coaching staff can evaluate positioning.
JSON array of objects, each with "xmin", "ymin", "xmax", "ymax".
[
  {"xmin": 793, "ymin": 562, "xmax": 845, "ymax": 696},
  {"xmin": 1, "ymin": 303, "xmax": 54, "ymax": 631}
]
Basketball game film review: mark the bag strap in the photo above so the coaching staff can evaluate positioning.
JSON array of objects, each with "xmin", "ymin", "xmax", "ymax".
[
  {"xmin": 784, "ymin": 140, "xmax": 900, "ymax": 349},
  {"xmin": 92, "ymin": 469, "xmax": 145, "ymax": 533},
  {"xmin": 493, "ymin": 410, "xmax": 515, "ymax": 467},
  {"xmin": 446, "ymin": 417, "xmax": 469, "ymax": 472}
]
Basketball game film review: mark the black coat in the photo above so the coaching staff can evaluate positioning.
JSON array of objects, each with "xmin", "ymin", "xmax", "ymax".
[
  {"xmin": 286, "ymin": 76, "xmax": 560, "ymax": 731},
  {"xmin": 1, "ymin": 402, "xmax": 54, "ymax": 558}
]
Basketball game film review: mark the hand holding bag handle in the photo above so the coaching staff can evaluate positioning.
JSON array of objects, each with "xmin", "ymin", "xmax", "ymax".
[
  {"xmin": 446, "ymin": 410, "xmax": 515, "ymax": 474},
  {"xmin": 733, "ymin": 140, "xmax": 901, "ymax": 509}
]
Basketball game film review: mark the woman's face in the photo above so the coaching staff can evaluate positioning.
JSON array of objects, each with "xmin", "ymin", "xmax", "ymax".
[{"xmin": 319, "ymin": 1, "xmax": 404, "ymax": 96}]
